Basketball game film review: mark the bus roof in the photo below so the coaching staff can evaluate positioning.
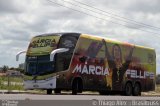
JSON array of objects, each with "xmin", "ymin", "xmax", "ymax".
[
  {"xmin": 32, "ymin": 32, "xmax": 155, "ymax": 51},
  {"xmin": 82, "ymin": 34, "xmax": 155, "ymax": 51},
  {"xmin": 35, "ymin": 32, "xmax": 81, "ymax": 37}
]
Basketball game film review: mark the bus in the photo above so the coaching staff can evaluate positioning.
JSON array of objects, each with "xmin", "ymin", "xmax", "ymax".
[{"xmin": 16, "ymin": 33, "xmax": 156, "ymax": 96}]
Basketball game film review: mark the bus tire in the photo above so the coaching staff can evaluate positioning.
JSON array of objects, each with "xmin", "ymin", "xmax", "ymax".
[
  {"xmin": 124, "ymin": 82, "xmax": 132, "ymax": 96},
  {"xmin": 47, "ymin": 89, "xmax": 52, "ymax": 95},
  {"xmin": 54, "ymin": 89, "xmax": 61, "ymax": 94},
  {"xmin": 133, "ymin": 83, "xmax": 141, "ymax": 96},
  {"xmin": 72, "ymin": 78, "xmax": 82, "ymax": 95},
  {"xmin": 72, "ymin": 79, "xmax": 79, "ymax": 95},
  {"xmin": 78, "ymin": 79, "xmax": 83, "ymax": 93}
]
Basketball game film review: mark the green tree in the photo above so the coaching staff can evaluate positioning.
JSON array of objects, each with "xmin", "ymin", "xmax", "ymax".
[
  {"xmin": 9, "ymin": 67, "xmax": 15, "ymax": 70},
  {"xmin": 16, "ymin": 68, "xmax": 25, "ymax": 74},
  {"xmin": 2, "ymin": 65, "xmax": 9, "ymax": 73}
]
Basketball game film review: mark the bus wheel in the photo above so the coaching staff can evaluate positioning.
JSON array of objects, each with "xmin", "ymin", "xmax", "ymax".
[
  {"xmin": 72, "ymin": 79, "xmax": 78, "ymax": 95},
  {"xmin": 124, "ymin": 82, "xmax": 132, "ymax": 96},
  {"xmin": 54, "ymin": 89, "xmax": 61, "ymax": 94},
  {"xmin": 47, "ymin": 89, "xmax": 52, "ymax": 95},
  {"xmin": 133, "ymin": 83, "xmax": 141, "ymax": 96}
]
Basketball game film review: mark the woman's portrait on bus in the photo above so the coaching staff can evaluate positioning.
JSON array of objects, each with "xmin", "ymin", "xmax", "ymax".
[
  {"xmin": 112, "ymin": 44, "xmax": 122, "ymax": 73},
  {"xmin": 102, "ymin": 39, "xmax": 134, "ymax": 90}
]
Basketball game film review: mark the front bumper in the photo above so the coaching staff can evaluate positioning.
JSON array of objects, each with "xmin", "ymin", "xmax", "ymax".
[{"xmin": 24, "ymin": 76, "xmax": 56, "ymax": 90}]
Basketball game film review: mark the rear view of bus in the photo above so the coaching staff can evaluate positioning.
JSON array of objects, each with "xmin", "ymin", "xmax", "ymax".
[{"xmin": 17, "ymin": 33, "xmax": 80, "ymax": 94}]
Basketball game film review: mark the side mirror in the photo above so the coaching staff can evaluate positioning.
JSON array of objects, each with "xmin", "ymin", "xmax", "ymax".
[
  {"xmin": 16, "ymin": 51, "xmax": 26, "ymax": 61},
  {"xmin": 50, "ymin": 48, "xmax": 69, "ymax": 61}
]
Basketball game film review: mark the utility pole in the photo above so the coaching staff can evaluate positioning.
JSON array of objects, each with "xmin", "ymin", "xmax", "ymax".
[{"xmin": 7, "ymin": 72, "xmax": 10, "ymax": 93}]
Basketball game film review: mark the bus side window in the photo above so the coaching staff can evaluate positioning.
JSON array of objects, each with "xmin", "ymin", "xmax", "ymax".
[{"xmin": 55, "ymin": 36, "xmax": 78, "ymax": 72}]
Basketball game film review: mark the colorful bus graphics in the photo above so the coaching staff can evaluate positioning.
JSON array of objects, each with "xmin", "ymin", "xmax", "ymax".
[
  {"xmin": 17, "ymin": 33, "xmax": 156, "ymax": 96},
  {"xmin": 69, "ymin": 34, "xmax": 155, "ymax": 95},
  {"xmin": 27, "ymin": 35, "xmax": 60, "ymax": 56}
]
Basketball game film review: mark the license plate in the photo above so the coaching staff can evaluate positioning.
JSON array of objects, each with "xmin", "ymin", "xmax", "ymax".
[{"xmin": 33, "ymin": 84, "xmax": 39, "ymax": 88}]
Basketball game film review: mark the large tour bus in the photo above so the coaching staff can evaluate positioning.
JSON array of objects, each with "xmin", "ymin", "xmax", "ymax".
[{"xmin": 16, "ymin": 33, "xmax": 156, "ymax": 96}]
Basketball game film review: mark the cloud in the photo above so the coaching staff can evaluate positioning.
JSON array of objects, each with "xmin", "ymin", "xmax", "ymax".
[
  {"xmin": 125, "ymin": 0, "xmax": 160, "ymax": 14},
  {"xmin": 0, "ymin": 0, "xmax": 28, "ymax": 14}
]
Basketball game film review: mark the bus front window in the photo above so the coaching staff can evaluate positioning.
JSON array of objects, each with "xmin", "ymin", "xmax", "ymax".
[
  {"xmin": 26, "ymin": 55, "xmax": 54, "ymax": 76},
  {"xmin": 26, "ymin": 62, "xmax": 37, "ymax": 75},
  {"xmin": 37, "ymin": 61, "xmax": 54, "ymax": 75},
  {"xmin": 25, "ymin": 35, "xmax": 60, "ymax": 76}
]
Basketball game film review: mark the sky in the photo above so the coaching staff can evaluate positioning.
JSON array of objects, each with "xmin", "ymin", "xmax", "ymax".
[{"xmin": 0, "ymin": 0, "xmax": 160, "ymax": 73}]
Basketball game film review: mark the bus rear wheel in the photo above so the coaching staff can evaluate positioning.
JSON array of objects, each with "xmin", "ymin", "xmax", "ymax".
[
  {"xmin": 47, "ymin": 89, "xmax": 52, "ymax": 95},
  {"xmin": 133, "ymin": 83, "xmax": 141, "ymax": 96},
  {"xmin": 124, "ymin": 82, "xmax": 132, "ymax": 96}
]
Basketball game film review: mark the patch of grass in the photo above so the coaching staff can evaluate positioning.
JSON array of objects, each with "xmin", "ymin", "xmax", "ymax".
[
  {"xmin": 155, "ymin": 84, "xmax": 160, "ymax": 92},
  {"xmin": 0, "ymin": 84, "xmax": 24, "ymax": 90},
  {"xmin": 0, "ymin": 76, "xmax": 23, "ymax": 82},
  {"xmin": 0, "ymin": 76, "xmax": 23, "ymax": 90}
]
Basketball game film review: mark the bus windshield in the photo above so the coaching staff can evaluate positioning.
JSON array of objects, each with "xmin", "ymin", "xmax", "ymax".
[
  {"xmin": 25, "ymin": 55, "xmax": 54, "ymax": 75},
  {"xmin": 25, "ymin": 35, "xmax": 60, "ymax": 76}
]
